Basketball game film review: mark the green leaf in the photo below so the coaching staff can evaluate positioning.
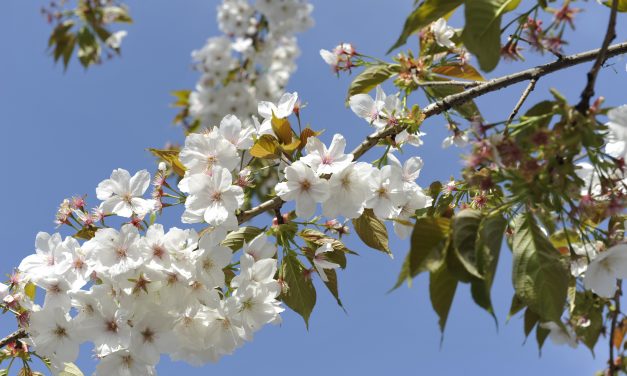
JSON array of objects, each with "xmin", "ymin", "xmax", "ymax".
[
  {"xmin": 321, "ymin": 268, "xmax": 345, "ymax": 309},
  {"xmin": 430, "ymin": 263, "xmax": 458, "ymax": 335},
  {"xmin": 352, "ymin": 209, "xmax": 392, "ymax": 256},
  {"xmin": 271, "ymin": 113, "xmax": 294, "ymax": 145},
  {"xmin": 148, "ymin": 148, "xmax": 187, "ymax": 177},
  {"xmin": 280, "ymin": 252, "xmax": 316, "ymax": 328},
  {"xmin": 524, "ymin": 308, "xmax": 539, "ymax": 338},
  {"xmin": 602, "ymin": 0, "xmax": 627, "ymax": 12},
  {"xmin": 299, "ymin": 229, "xmax": 355, "ymax": 269},
  {"xmin": 0, "ymin": 370, "xmax": 7, "ymax": 376},
  {"xmin": 250, "ymin": 135, "xmax": 281, "ymax": 159},
  {"xmin": 24, "ymin": 281, "xmax": 36, "ymax": 301},
  {"xmin": 74, "ymin": 226, "xmax": 98, "ymax": 240},
  {"xmin": 452, "ymin": 209, "xmax": 483, "ymax": 279},
  {"xmin": 471, "ymin": 213, "xmax": 507, "ymax": 318},
  {"xmin": 59, "ymin": 363, "xmax": 85, "ymax": 376},
  {"xmin": 393, "ymin": 216, "xmax": 450, "ymax": 290},
  {"xmin": 507, "ymin": 294, "xmax": 526, "ymax": 321},
  {"xmin": 536, "ymin": 324, "xmax": 550, "ymax": 351},
  {"xmin": 388, "ymin": 0, "xmax": 464, "ymax": 52},
  {"xmin": 572, "ymin": 291, "xmax": 603, "ymax": 351},
  {"xmin": 462, "ymin": 0, "xmax": 520, "ymax": 72},
  {"xmin": 512, "ymin": 214, "xmax": 569, "ymax": 322},
  {"xmin": 347, "ymin": 64, "xmax": 396, "ymax": 99},
  {"xmin": 431, "ymin": 64, "xmax": 485, "ymax": 81},
  {"xmin": 222, "ymin": 226, "xmax": 264, "ymax": 251}
]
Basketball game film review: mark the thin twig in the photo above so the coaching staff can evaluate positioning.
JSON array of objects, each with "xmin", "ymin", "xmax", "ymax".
[
  {"xmin": 506, "ymin": 77, "xmax": 538, "ymax": 125},
  {"xmin": 575, "ymin": 0, "xmax": 619, "ymax": 113},
  {"xmin": 0, "ymin": 329, "xmax": 26, "ymax": 348},
  {"xmin": 411, "ymin": 75, "xmax": 481, "ymax": 88},
  {"xmin": 236, "ymin": 42, "xmax": 627, "ymax": 225},
  {"xmin": 609, "ymin": 281, "xmax": 622, "ymax": 375}
]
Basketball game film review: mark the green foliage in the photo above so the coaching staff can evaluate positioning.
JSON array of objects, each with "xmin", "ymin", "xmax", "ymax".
[
  {"xmin": 462, "ymin": 0, "xmax": 519, "ymax": 72},
  {"xmin": 572, "ymin": 292, "xmax": 604, "ymax": 351},
  {"xmin": 470, "ymin": 213, "xmax": 507, "ymax": 317},
  {"xmin": 346, "ymin": 64, "xmax": 398, "ymax": 99},
  {"xmin": 430, "ymin": 262, "xmax": 458, "ymax": 335},
  {"xmin": 222, "ymin": 227, "xmax": 265, "ymax": 251},
  {"xmin": 74, "ymin": 226, "xmax": 98, "ymax": 240},
  {"xmin": 512, "ymin": 214, "xmax": 569, "ymax": 322},
  {"xmin": 58, "ymin": 363, "xmax": 85, "ymax": 376},
  {"xmin": 250, "ymin": 135, "xmax": 281, "ymax": 159},
  {"xmin": 352, "ymin": 209, "xmax": 392, "ymax": 256},
  {"xmin": 393, "ymin": 216, "xmax": 450, "ymax": 290},
  {"xmin": 46, "ymin": 2, "xmax": 132, "ymax": 69},
  {"xmin": 388, "ymin": 0, "xmax": 464, "ymax": 53},
  {"xmin": 24, "ymin": 282, "xmax": 36, "ymax": 301},
  {"xmin": 390, "ymin": 0, "xmax": 522, "ymax": 72},
  {"xmin": 280, "ymin": 252, "xmax": 317, "ymax": 327},
  {"xmin": 148, "ymin": 149, "xmax": 187, "ymax": 177},
  {"xmin": 602, "ymin": 0, "xmax": 627, "ymax": 11},
  {"xmin": 452, "ymin": 209, "xmax": 484, "ymax": 279}
]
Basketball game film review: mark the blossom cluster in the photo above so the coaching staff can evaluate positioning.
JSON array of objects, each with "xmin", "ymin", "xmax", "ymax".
[
  {"xmin": 18, "ymin": 224, "xmax": 282, "ymax": 375},
  {"xmin": 189, "ymin": 0, "xmax": 313, "ymax": 126}
]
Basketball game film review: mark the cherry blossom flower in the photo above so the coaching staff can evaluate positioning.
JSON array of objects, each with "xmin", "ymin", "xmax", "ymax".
[
  {"xmin": 96, "ymin": 169, "xmax": 155, "ymax": 218},
  {"xmin": 18, "ymin": 232, "xmax": 71, "ymax": 284},
  {"xmin": 28, "ymin": 307, "xmax": 80, "ymax": 369},
  {"xmin": 257, "ymin": 92, "xmax": 298, "ymax": 134},
  {"xmin": 605, "ymin": 105, "xmax": 627, "ymax": 160},
  {"xmin": 243, "ymin": 234, "xmax": 277, "ymax": 261},
  {"xmin": 365, "ymin": 165, "xmax": 407, "ymax": 219},
  {"xmin": 105, "ymin": 30, "xmax": 128, "ymax": 49},
  {"xmin": 216, "ymin": 114, "xmax": 255, "ymax": 150},
  {"xmin": 179, "ymin": 167, "xmax": 244, "ymax": 232},
  {"xmin": 539, "ymin": 322, "xmax": 578, "ymax": 348},
  {"xmin": 431, "ymin": 18, "xmax": 456, "ymax": 49},
  {"xmin": 178, "ymin": 132, "xmax": 239, "ymax": 176},
  {"xmin": 82, "ymin": 225, "xmax": 143, "ymax": 278},
  {"xmin": 301, "ymin": 134, "xmax": 354, "ymax": 175},
  {"xmin": 275, "ymin": 161, "xmax": 330, "ymax": 218},
  {"xmin": 584, "ymin": 243, "xmax": 627, "ymax": 298},
  {"xmin": 322, "ymin": 162, "xmax": 373, "ymax": 219}
]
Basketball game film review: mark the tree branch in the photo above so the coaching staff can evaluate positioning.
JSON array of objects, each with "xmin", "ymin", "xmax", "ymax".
[
  {"xmin": 609, "ymin": 281, "xmax": 622, "ymax": 375},
  {"xmin": 506, "ymin": 78, "xmax": 538, "ymax": 125},
  {"xmin": 352, "ymin": 41, "xmax": 627, "ymax": 160},
  {"xmin": 237, "ymin": 42, "xmax": 627, "ymax": 225},
  {"xmin": 575, "ymin": 0, "xmax": 619, "ymax": 113},
  {"xmin": 0, "ymin": 329, "xmax": 26, "ymax": 348}
]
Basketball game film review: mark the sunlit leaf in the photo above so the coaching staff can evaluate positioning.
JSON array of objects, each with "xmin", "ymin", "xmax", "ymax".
[
  {"xmin": 347, "ymin": 64, "xmax": 397, "ymax": 99},
  {"xmin": 222, "ymin": 226, "xmax": 265, "ymax": 251},
  {"xmin": 430, "ymin": 263, "xmax": 458, "ymax": 336},
  {"xmin": 352, "ymin": 209, "xmax": 392, "ymax": 255},
  {"xmin": 432, "ymin": 64, "xmax": 485, "ymax": 81},
  {"xmin": 280, "ymin": 252, "xmax": 316, "ymax": 328},
  {"xmin": 388, "ymin": 0, "xmax": 464, "ymax": 52},
  {"xmin": 148, "ymin": 148, "xmax": 187, "ymax": 177},
  {"xmin": 393, "ymin": 216, "xmax": 450, "ymax": 290},
  {"xmin": 250, "ymin": 135, "xmax": 281, "ymax": 159},
  {"xmin": 512, "ymin": 214, "xmax": 569, "ymax": 322}
]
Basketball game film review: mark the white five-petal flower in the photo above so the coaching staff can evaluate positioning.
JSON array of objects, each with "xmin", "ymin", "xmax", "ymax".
[{"xmin": 96, "ymin": 169, "xmax": 155, "ymax": 218}]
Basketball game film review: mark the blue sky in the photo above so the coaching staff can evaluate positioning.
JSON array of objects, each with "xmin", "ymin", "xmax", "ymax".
[{"xmin": 1, "ymin": 0, "xmax": 626, "ymax": 375}]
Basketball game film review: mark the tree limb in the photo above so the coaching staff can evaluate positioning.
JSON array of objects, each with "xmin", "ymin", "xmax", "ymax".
[
  {"xmin": 0, "ymin": 329, "xmax": 26, "ymax": 348},
  {"xmin": 237, "ymin": 42, "xmax": 627, "ymax": 225},
  {"xmin": 575, "ymin": 0, "xmax": 619, "ymax": 113}
]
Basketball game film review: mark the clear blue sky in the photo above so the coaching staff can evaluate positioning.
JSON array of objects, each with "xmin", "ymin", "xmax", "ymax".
[{"xmin": 1, "ymin": 1, "xmax": 626, "ymax": 375}]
